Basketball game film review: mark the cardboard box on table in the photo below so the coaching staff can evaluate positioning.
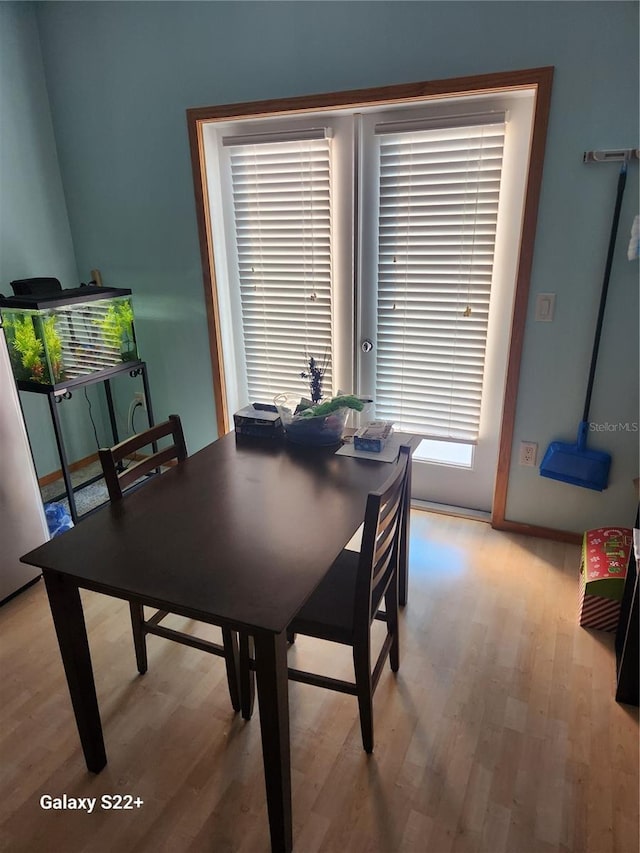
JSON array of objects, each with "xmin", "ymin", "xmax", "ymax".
[{"xmin": 579, "ymin": 527, "xmax": 632, "ymax": 631}]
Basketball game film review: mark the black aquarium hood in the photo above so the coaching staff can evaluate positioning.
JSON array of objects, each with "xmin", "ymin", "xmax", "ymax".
[{"xmin": 1, "ymin": 278, "xmax": 131, "ymax": 311}]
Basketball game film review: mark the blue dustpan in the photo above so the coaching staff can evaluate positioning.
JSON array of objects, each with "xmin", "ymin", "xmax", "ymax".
[{"xmin": 539, "ymin": 421, "xmax": 610, "ymax": 491}]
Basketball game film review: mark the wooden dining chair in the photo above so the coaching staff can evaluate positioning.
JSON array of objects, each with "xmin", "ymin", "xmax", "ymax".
[
  {"xmin": 240, "ymin": 445, "xmax": 411, "ymax": 753},
  {"xmin": 98, "ymin": 414, "xmax": 240, "ymax": 712}
]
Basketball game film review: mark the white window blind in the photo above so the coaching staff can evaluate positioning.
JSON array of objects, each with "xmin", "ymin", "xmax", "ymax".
[
  {"xmin": 374, "ymin": 119, "xmax": 506, "ymax": 442},
  {"xmin": 226, "ymin": 136, "xmax": 333, "ymax": 403}
]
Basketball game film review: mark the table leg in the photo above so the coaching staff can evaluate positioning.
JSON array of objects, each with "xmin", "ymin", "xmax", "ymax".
[
  {"xmin": 239, "ymin": 632, "xmax": 256, "ymax": 720},
  {"xmin": 253, "ymin": 631, "xmax": 292, "ymax": 853},
  {"xmin": 43, "ymin": 571, "xmax": 106, "ymax": 773}
]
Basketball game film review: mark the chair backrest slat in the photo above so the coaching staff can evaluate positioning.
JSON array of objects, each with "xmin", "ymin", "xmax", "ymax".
[
  {"xmin": 117, "ymin": 444, "xmax": 180, "ymax": 491},
  {"xmin": 98, "ymin": 414, "xmax": 187, "ymax": 502},
  {"xmin": 372, "ymin": 488, "xmax": 404, "ymax": 578},
  {"xmin": 354, "ymin": 446, "xmax": 410, "ymax": 629}
]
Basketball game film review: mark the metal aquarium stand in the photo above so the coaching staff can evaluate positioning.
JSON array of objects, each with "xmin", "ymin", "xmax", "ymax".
[{"xmin": 17, "ymin": 360, "xmax": 155, "ymax": 524}]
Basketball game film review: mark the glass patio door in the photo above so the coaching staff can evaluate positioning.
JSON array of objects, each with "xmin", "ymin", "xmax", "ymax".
[{"xmin": 357, "ymin": 93, "xmax": 536, "ymax": 511}]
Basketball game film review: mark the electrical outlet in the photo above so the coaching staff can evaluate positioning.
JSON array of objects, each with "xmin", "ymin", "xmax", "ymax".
[
  {"xmin": 519, "ymin": 441, "xmax": 538, "ymax": 466},
  {"xmin": 134, "ymin": 391, "xmax": 146, "ymax": 411},
  {"xmin": 535, "ymin": 293, "xmax": 556, "ymax": 322}
]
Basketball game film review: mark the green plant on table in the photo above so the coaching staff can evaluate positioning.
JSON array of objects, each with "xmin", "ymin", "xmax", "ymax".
[{"xmin": 298, "ymin": 394, "xmax": 364, "ymax": 418}]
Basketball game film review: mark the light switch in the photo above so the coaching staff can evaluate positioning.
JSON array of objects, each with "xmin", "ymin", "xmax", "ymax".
[{"xmin": 535, "ymin": 292, "xmax": 556, "ymax": 322}]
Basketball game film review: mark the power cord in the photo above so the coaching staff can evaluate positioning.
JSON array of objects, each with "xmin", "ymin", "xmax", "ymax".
[
  {"xmin": 84, "ymin": 387, "xmax": 101, "ymax": 450},
  {"xmin": 129, "ymin": 399, "xmax": 144, "ymax": 434},
  {"xmin": 84, "ymin": 387, "xmax": 143, "ymax": 470}
]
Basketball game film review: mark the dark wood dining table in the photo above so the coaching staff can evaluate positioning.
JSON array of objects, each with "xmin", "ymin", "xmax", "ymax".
[{"xmin": 22, "ymin": 430, "xmax": 416, "ymax": 852}]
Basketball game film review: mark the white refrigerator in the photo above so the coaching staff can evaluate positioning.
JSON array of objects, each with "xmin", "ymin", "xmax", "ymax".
[{"xmin": 0, "ymin": 327, "xmax": 49, "ymax": 601}]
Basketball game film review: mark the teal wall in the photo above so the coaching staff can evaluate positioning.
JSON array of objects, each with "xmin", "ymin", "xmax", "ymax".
[
  {"xmin": 19, "ymin": 0, "xmax": 640, "ymax": 531},
  {"xmin": 0, "ymin": 2, "xmax": 110, "ymax": 479}
]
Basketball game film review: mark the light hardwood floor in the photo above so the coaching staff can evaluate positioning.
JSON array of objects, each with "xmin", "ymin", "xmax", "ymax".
[{"xmin": 0, "ymin": 511, "xmax": 637, "ymax": 853}]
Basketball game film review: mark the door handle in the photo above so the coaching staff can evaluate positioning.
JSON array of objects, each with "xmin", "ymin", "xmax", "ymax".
[{"xmin": 361, "ymin": 339, "xmax": 374, "ymax": 354}]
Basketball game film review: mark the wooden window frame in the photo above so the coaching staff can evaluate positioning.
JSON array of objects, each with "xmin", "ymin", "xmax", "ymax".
[{"xmin": 187, "ymin": 66, "xmax": 561, "ymax": 538}]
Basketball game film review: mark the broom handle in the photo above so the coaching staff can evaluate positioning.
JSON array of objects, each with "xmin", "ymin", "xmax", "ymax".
[{"xmin": 582, "ymin": 162, "xmax": 627, "ymax": 423}]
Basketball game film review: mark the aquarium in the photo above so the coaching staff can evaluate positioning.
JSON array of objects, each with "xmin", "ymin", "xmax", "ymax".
[
  {"xmin": 0, "ymin": 286, "xmax": 138, "ymax": 387},
  {"xmin": 274, "ymin": 394, "xmax": 363, "ymax": 446}
]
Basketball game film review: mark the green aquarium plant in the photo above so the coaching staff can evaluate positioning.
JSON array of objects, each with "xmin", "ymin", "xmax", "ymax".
[
  {"xmin": 6, "ymin": 314, "xmax": 47, "ymax": 382},
  {"xmin": 42, "ymin": 314, "xmax": 64, "ymax": 382},
  {"xmin": 94, "ymin": 298, "xmax": 136, "ymax": 361}
]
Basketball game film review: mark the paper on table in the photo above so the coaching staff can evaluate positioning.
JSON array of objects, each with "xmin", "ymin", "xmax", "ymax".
[{"xmin": 335, "ymin": 435, "xmax": 402, "ymax": 463}]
